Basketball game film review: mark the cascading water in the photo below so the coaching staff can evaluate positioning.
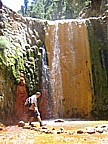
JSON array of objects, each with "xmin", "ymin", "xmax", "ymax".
[
  {"xmin": 39, "ymin": 46, "xmax": 52, "ymax": 119},
  {"xmin": 68, "ymin": 22, "xmax": 76, "ymax": 66},
  {"xmin": 50, "ymin": 21, "xmax": 64, "ymax": 118},
  {"xmin": 45, "ymin": 19, "xmax": 92, "ymax": 119}
]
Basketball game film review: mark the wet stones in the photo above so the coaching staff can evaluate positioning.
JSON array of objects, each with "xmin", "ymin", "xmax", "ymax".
[
  {"xmin": 15, "ymin": 122, "xmax": 108, "ymax": 139},
  {"xmin": 23, "ymin": 125, "xmax": 31, "ymax": 129},
  {"xmin": 45, "ymin": 130, "xmax": 53, "ymax": 134},
  {"xmin": 77, "ymin": 129, "xmax": 84, "ymax": 134},
  {"xmin": 57, "ymin": 128, "xmax": 65, "ymax": 134},
  {"xmin": 86, "ymin": 127, "xmax": 96, "ymax": 134},
  {"xmin": 41, "ymin": 126, "xmax": 47, "ymax": 129},
  {"xmin": 76, "ymin": 124, "xmax": 108, "ymax": 135},
  {"xmin": 54, "ymin": 119, "xmax": 65, "ymax": 123},
  {"xmin": 95, "ymin": 125, "xmax": 108, "ymax": 133},
  {"xmin": 18, "ymin": 121, "xmax": 25, "ymax": 127}
]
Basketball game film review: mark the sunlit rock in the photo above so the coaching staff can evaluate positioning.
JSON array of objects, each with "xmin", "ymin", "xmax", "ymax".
[
  {"xmin": 18, "ymin": 121, "xmax": 25, "ymax": 127},
  {"xmin": 54, "ymin": 119, "xmax": 65, "ymax": 123},
  {"xmin": 86, "ymin": 127, "xmax": 96, "ymax": 134},
  {"xmin": 77, "ymin": 129, "xmax": 84, "ymax": 134}
]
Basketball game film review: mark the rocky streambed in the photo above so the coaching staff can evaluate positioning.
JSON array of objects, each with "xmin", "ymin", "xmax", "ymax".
[{"xmin": 0, "ymin": 119, "xmax": 108, "ymax": 144}]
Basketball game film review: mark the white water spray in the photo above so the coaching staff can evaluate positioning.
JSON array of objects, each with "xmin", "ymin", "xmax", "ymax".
[{"xmin": 51, "ymin": 21, "xmax": 64, "ymax": 118}]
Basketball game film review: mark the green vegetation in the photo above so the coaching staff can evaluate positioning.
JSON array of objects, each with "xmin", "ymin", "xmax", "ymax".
[
  {"xmin": 0, "ymin": 36, "xmax": 11, "ymax": 65},
  {"xmin": 0, "ymin": 36, "xmax": 25, "ymax": 82},
  {"xmin": 18, "ymin": 0, "xmax": 93, "ymax": 19},
  {"xmin": 87, "ymin": 19, "xmax": 108, "ymax": 119},
  {"xmin": 0, "ymin": 36, "xmax": 10, "ymax": 49}
]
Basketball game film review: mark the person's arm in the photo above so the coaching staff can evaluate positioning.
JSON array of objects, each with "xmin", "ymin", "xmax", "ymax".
[
  {"xmin": 30, "ymin": 103, "xmax": 38, "ymax": 112},
  {"xmin": 30, "ymin": 103, "xmax": 35, "ymax": 110},
  {"xmin": 34, "ymin": 107, "xmax": 38, "ymax": 112},
  {"xmin": 30, "ymin": 96, "xmax": 38, "ymax": 112}
]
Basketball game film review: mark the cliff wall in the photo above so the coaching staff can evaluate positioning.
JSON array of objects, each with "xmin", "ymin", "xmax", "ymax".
[{"xmin": 0, "ymin": 4, "xmax": 107, "ymax": 123}]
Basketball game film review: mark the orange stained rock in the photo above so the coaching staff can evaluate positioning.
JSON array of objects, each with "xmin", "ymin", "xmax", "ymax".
[
  {"xmin": 15, "ymin": 73, "xmax": 28, "ymax": 121},
  {"xmin": 39, "ymin": 88, "xmax": 50, "ymax": 119},
  {"xmin": 45, "ymin": 20, "xmax": 93, "ymax": 119}
]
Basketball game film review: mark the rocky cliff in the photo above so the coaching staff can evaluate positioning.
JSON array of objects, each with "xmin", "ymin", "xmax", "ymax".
[
  {"xmin": 0, "ymin": 4, "xmax": 108, "ymax": 124},
  {"xmin": 0, "ymin": 5, "xmax": 46, "ymax": 123}
]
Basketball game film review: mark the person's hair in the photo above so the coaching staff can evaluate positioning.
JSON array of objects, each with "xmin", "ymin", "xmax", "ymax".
[{"xmin": 36, "ymin": 92, "xmax": 41, "ymax": 95}]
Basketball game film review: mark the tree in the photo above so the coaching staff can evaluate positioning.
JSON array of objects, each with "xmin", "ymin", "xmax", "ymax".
[
  {"xmin": 18, "ymin": 0, "xmax": 106, "ymax": 20},
  {"xmin": 24, "ymin": 0, "xmax": 29, "ymax": 14}
]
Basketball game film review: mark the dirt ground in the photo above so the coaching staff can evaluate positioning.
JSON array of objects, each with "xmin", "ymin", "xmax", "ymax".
[{"xmin": 0, "ymin": 119, "xmax": 108, "ymax": 144}]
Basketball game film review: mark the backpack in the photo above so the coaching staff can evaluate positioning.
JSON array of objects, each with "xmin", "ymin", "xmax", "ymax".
[{"xmin": 24, "ymin": 97, "xmax": 31, "ymax": 107}]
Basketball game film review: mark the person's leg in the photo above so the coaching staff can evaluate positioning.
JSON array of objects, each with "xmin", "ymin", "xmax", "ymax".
[
  {"xmin": 37, "ymin": 115, "xmax": 41, "ymax": 122},
  {"xmin": 29, "ymin": 117, "xmax": 34, "ymax": 125},
  {"xmin": 36, "ymin": 110, "xmax": 46, "ymax": 127},
  {"xmin": 29, "ymin": 110, "xmax": 34, "ymax": 125}
]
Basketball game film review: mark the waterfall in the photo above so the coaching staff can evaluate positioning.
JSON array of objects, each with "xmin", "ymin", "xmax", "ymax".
[
  {"xmin": 45, "ymin": 19, "xmax": 92, "ymax": 119},
  {"xmin": 68, "ymin": 22, "xmax": 76, "ymax": 66},
  {"xmin": 40, "ymin": 46, "xmax": 52, "ymax": 118},
  {"xmin": 50, "ymin": 21, "xmax": 64, "ymax": 118}
]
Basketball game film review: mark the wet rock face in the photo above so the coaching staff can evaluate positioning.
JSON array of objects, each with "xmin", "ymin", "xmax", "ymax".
[
  {"xmin": 79, "ymin": 0, "xmax": 107, "ymax": 18},
  {"xmin": 15, "ymin": 72, "xmax": 29, "ymax": 122},
  {"xmin": 0, "ymin": 5, "xmax": 46, "ymax": 123},
  {"xmin": 87, "ymin": 17, "xmax": 108, "ymax": 119},
  {"xmin": 0, "ymin": 4, "xmax": 107, "ymax": 123},
  {"xmin": 45, "ymin": 20, "xmax": 92, "ymax": 119},
  {"xmin": 0, "ymin": 68, "xmax": 16, "ymax": 124},
  {"xmin": 45, "ymin": 16, "xmax": 108, "ymax": 119}
]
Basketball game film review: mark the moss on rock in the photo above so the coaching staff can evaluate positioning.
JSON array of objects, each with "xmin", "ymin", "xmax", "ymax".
[{"xmin": 86, "ymin": 18, "xmax": 108, "ymax": 119}]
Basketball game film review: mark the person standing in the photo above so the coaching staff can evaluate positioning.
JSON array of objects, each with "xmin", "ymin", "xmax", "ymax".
[{"xmin": 28, "ymin": 92, "xmax": 46, "ymax": 127}]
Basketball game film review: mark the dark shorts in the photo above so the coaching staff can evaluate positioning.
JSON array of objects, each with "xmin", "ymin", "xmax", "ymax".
[{"xmin": 29, "ymin": 110, "xmax": 40, "ymax": 117}]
